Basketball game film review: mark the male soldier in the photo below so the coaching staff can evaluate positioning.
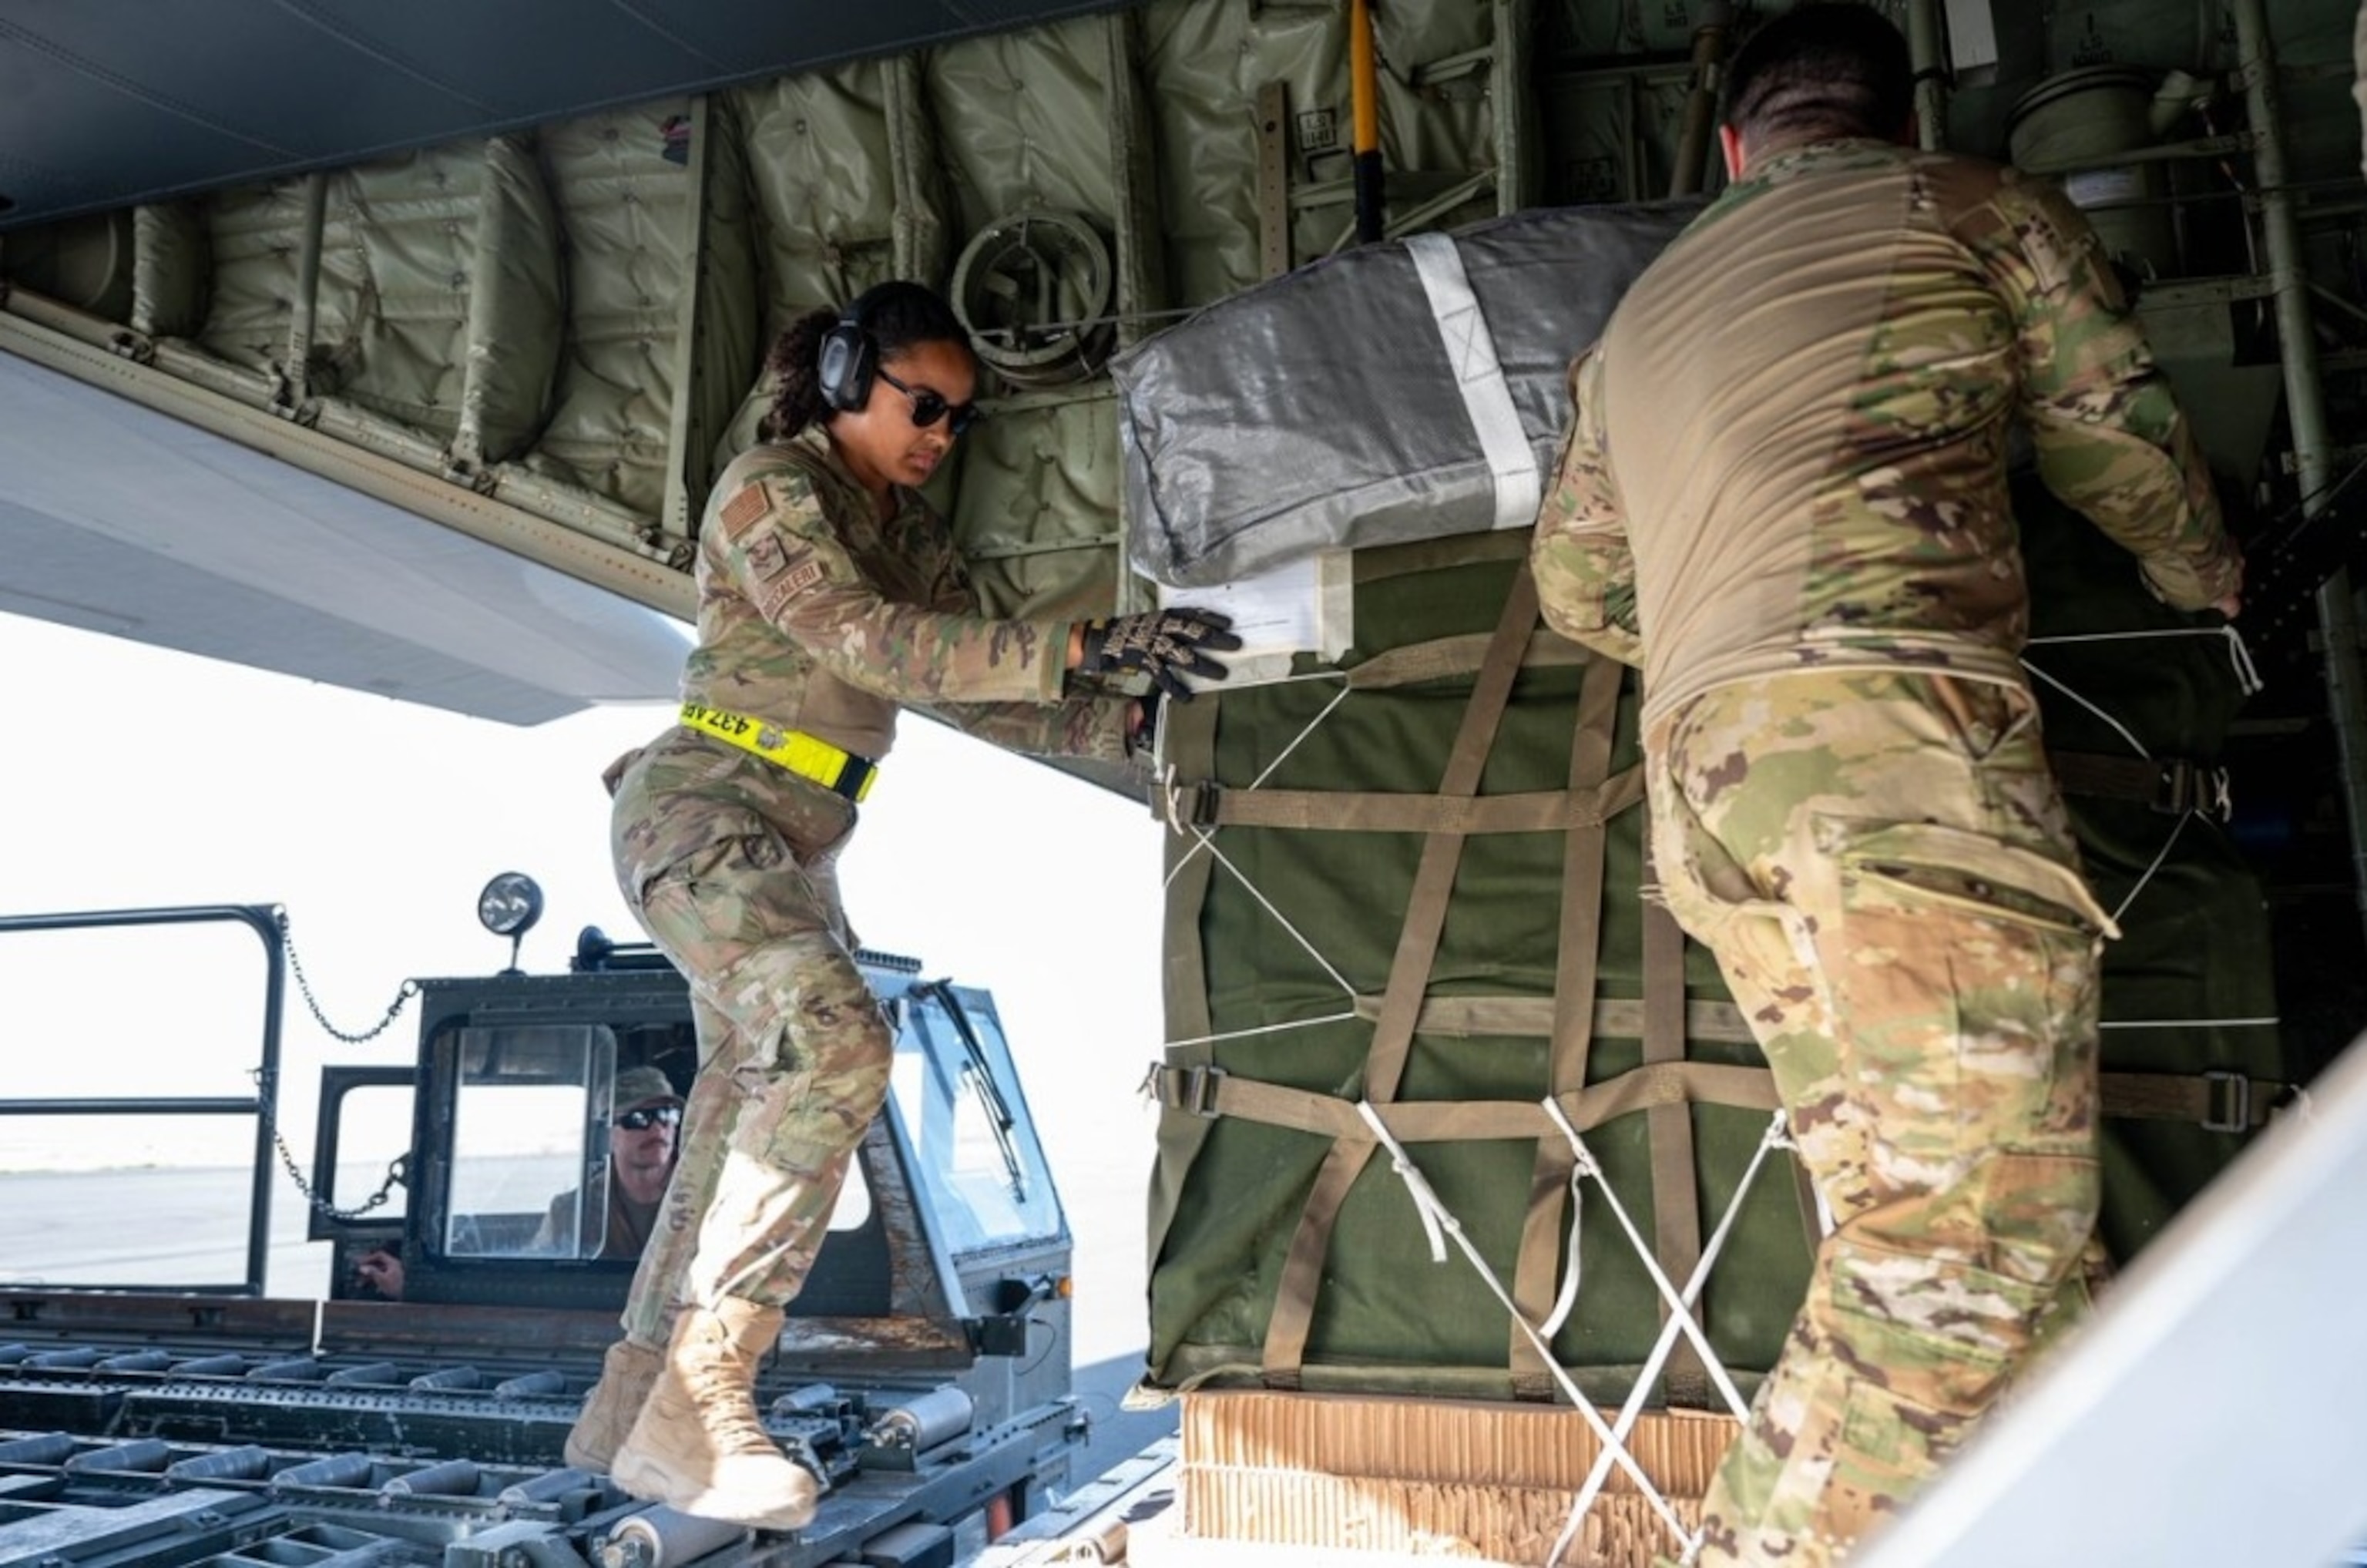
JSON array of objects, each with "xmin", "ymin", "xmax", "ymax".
[
  {"xmin": 531, "ymin": 1065, "xmax": 684, "ymax": 1257},
  {"xmin": 354, "ymin": 1064, "xmax": 686, "ymax": 1300},
  {"xmin": 1529, "ymin": 5, "xmax": 2241, "ymax": 1563}
]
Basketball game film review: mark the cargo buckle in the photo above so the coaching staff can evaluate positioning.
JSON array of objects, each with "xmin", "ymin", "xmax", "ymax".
[
  {"xmin": 2202, "ymin": 1069, "xmax": 2251, "ymax": 1134},
  {"xmin": 1180, "ymin": 1064, "xmax": 1227, "ymax": 1118},
  {"xmin": 2154, "ymin": 760, "xmax": 2232, "ymax": 823},
  {"xmin": 1154, "ymin": 778, "xmax": 1224, "ymax": 832}
]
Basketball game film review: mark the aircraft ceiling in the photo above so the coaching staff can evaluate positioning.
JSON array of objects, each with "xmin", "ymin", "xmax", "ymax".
[{"xmin": 0, "ymin": 0, "xmax": 1140, "ymax": 232}]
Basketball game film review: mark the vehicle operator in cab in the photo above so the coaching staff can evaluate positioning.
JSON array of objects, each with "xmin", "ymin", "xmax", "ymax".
[
  {"xmin": 1529, "ymin": 7, "xmax": 2241, "ymax": 1564},
  {"xmin": 531, "ymin": 1066, "xmax": 684, "ymax": 1257},
  {"xmin": 353, "ymin": 1065, "xmax": 683, "ymax": 1299},
  {"xmin": 573, "ymin": 279, "xmax": 1237, "ymax": 1530}
]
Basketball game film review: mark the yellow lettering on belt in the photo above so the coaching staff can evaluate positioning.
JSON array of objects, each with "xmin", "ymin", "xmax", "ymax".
[{"xmin": 679, "ymin": 703, "xmax": 878, "ymax": 803}]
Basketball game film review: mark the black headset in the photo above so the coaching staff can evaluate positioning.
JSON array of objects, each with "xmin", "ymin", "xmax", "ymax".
[{"xmin": 817, "ymin": 280, "xmax": 917, "ymax": 414}]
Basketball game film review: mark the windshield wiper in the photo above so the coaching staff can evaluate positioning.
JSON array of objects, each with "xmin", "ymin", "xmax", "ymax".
[{"xmin": 915, "ymin": 979, "xmax": 1026, "ymax": 1201}]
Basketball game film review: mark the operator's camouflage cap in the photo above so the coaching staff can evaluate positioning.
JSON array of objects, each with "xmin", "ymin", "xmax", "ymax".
[{"xmin": 613, "ymin": 1064, "xmax": 684, "ymax": 1113}]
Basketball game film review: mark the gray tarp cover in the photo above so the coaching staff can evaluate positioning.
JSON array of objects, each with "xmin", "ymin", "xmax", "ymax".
[{"xmin": 1113, "ymin": 200, "xmax": 1704, "ymax": 589}]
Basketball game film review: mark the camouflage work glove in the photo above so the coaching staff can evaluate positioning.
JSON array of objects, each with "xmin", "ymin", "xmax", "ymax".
[{"xmin": 1077, "ymin": 608, "xmax": 1241, "ymax": 701}]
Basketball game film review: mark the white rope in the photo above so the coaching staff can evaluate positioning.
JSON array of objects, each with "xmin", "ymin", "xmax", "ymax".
[
  {"xmin": 2019, "ymin": 659, "xmax": 2151, "ymax": 760},
  {"xmin": 2014, "ymin": 649, "xmax": 2228, "ymax": 922},
  {"xmin": 1539, "ymin": 1147, "xmax": 1585, "ymax": 1340},
  {"xmin": 1162, "ymin": 1009, "xmax": 1362, "ymax": 1053},
  {"xmin": 2026, "ymin": 623, "xmax": 2261, "ymax": 697},
  {"xmin": 1246, "ymin": 677, "xmax": 1355, "ymax": 789},
  {"xmin": 1180, "ymin": 824, "xmax": 1361, "ymax": 1001},
  {"xmin": 2108, "ymin": 808, "xmax": 2188, "ymax": 927},
  {"xmin": 1544, "ymin": 1109, "xmax": 1795, "ymax": 1568},
  {"xmin": 1541, "ymin": 1100, "xmax": 1753, "ymax": 1422},
  {"xmin": 1160, "ymin": 673, "xmax": 1355, "ymax": 889},
  {"xmin": 1352, "ymin": 1100, "xmax": 1695, "ymax": 1547},
  {"xmin": 2098, "ymin": 1015, "xmax": 2280, "ymax": 1030}
]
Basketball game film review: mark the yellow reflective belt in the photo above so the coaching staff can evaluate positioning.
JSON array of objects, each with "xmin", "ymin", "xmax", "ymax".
[{"xmin": 679, "ymin": 703, "xmax": 878, "ymax": 802}]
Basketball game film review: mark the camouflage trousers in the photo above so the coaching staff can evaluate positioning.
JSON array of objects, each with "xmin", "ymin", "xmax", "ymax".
[
  {"xmin": 606, "ymin": 728, "xmax": 895, "ymax": 1348},
  {"xmin": 1644, "ymin": 671, "xmax": 2114, "ymax": 1568}
]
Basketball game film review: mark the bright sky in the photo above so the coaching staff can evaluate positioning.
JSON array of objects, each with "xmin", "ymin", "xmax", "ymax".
[{"xmin": 0, "ymin": 609, "xmax": 1171, "ymax": 1340}]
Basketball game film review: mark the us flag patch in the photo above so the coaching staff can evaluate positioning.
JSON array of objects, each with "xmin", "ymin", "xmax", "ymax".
[{"xmin": 720, "ymin": 482, "xmax": 769, "ymax": 536}]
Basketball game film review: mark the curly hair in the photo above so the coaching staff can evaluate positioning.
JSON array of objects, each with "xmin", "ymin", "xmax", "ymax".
[{"xmin": 761, "ymin": 280, "xmax": 972, "ymax": 439}]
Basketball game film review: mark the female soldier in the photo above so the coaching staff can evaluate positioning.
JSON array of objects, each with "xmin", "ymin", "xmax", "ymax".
[{"xmin": 567, "ymin": 280, "xmax": 1235, "ymax": 1528}]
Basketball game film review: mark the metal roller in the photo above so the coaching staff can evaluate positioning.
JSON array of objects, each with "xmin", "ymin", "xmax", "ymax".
[
  {"xmin": 65, "ymin": 1438, "xmax": 172, "ymax": 1472},
  {"xmin": 599, "ymin": 1505, "xmax": 750, "ymax": 1568},
  {"xmin": 381, "ymin": 1459, "xmax": 480, "ymax": 1496},
  {"xmin": 497, "ymin": 1466, "xmax": 596, "ymax": 1506},
  {"xmin": 771, "ymin": 1383, "xmax": 840, "ymax": 1417},
  {"xmin": 326, "ymin": 1362, "xmax": 403, "ymax": 1386},
  {"xmin": 246, "ymin": 1357, "xmax": 323, "ymax": 1382},
  {"xmin": 0, "ymin": 1432, "xmax": 76, "ymax": 1464},
  {"xmin": 866, "ymin": 1387, "xmax": 973, "ymax": 1452},
  {"xmin": 165, "ymin": 1445, "xmax": 274, "ymax": 1481},
  {"xmin": 273, "ymin": 1452, "xmax": 377, "ymax": 1489}
]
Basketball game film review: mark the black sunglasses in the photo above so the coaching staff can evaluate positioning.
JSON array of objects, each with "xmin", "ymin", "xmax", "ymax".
[
  {"xmin": 614, "ymin": 1105, "xmax": 681, "ymax": 1130},
  {"xmin": 876, "ymin": 367, "xmax": 982, "ymax": 438}
]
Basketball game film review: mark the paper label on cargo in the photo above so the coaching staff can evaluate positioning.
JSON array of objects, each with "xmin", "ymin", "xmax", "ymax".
[{"xmin": 1160, "ymin": 550, "xmax": 1353, "ymax": 687}]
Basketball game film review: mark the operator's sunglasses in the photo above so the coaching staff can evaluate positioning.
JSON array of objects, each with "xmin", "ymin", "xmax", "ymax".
[
  {"xmin": 876, "ymin": 367, "xmax": 982, "ymax": 438},
  {"xmin": 614, "ymin": 1105, "xmax": 682, "ymax": 1131}
]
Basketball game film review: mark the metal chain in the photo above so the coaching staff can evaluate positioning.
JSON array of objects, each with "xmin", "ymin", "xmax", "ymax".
[
  {"xmin": 266, "ymin": 909, "xmax": 418, "ymax": 1220},
  {"xmin": 269, "ymin": 1112, "xmax": 408, "ymax": 1223},
  {"xmin": 277, "ymin": 908, "xmax": 418, "ymax": 1043}
]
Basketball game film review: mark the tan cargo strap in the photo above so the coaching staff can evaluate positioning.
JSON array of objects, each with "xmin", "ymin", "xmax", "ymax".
[
  {"xmin": 1352, "ymin": 527, "xmax": 1533, "ymax": 585},
  {"xmin": 1343, "ymin": 628, "xmax": 1589, "ymax": 690},
  {"xmin": 1169, "ymin": 772, "xmax": 1643, "ymax": 835},
  {"xmin": 1640, "ymin": 862, "xmax": 1708, "ymax": 1404},
  {"xmin": 1144, "ymin": 694, "xmax": 1225, "ymax": 1301},
  {"xmin": 1514, "ymin": 650, "xmax": 1623, "ymax": 1395},
  {"xmin": 1261, "ymin": 564, "xmax": 1540, "ymax": 1390},
  {"xmin": 1152, "ymin": 1061, "xmax": 2291, "ymax": 1140},
  {"xmin": 2050, "ymin": 749, "xmax": 2231, "ymax": 823},
  {"xmin": 2100, "ymin": 1070, "xmax": 2292, "ymax": 1132},
  {"xmin": 1149, "ymin": 1059, "xmax": 1783, "ymax": 1143},
  {"xmin": 1350, "ymin": 992, "xmax": 1755, "ymax": 1044}
]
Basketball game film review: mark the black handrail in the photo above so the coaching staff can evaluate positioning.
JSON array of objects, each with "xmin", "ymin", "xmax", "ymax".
[{"xmin": 0, "ymin": 902, "xmax": 286, "ymax": 1295}]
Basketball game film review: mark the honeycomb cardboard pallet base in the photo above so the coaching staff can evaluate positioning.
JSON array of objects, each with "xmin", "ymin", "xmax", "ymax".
[{"xmin": 1161, "ymin": 1390, "xmax": 1739, "ymax": 1568}]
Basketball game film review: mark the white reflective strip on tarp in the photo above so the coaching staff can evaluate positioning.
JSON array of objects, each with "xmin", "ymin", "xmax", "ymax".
[{"xmin": 1405, "ymin": 232, "xmax": 1540, "ymax": 531}]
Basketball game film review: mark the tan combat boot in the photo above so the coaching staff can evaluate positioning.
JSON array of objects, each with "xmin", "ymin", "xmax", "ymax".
[
  {"xmin": 563, "ymin": 1338, "xmax": 664, "ymax": 1472},
  {"xmin": 609, "ymin": 1298, "xmax": 818, "ymax": 1529}
]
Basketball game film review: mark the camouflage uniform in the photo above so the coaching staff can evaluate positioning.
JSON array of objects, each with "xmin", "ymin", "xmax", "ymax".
[
  {"xmin": 609, "ymin": 428, "xmax": 1130, "ymax": 1346},
  {"xmin": 1531, "ymin": 139, "xmax": 2239, "ymax": 1565}
]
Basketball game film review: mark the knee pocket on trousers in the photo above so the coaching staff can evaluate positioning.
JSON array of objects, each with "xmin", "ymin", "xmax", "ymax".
[
  {"xmin": 1828, "ymin": 1378, "xmax": 1956, "ymax": 1541},
  {"xmin": 1825, "ymin": 1224, "xmax": 2087, "ymax": 1414}
]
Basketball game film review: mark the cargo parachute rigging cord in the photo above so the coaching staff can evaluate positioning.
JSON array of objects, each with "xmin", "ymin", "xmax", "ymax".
[
  {"xmin": 2019, "ymin": 621, "xmax": 2263, "ymax": 931},
  {"xmin": 1149, "ymin": 603, "xmax": 2282, "ymax": 1563}
]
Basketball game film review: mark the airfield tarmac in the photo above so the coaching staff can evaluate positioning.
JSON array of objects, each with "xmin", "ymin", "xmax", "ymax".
[{"xmin": 0, "ymin": 1090, "xmax": 1181, "ymax": 1486}]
